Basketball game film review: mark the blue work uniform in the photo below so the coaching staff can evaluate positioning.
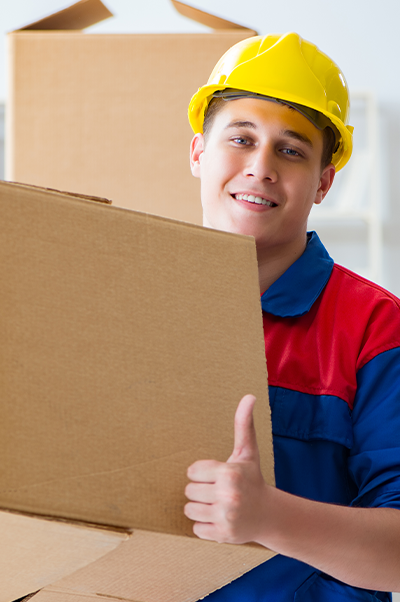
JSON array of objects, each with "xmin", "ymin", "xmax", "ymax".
[{"xmin": 205, "ymin": 232, "xmax": 400, "ymax": 602}]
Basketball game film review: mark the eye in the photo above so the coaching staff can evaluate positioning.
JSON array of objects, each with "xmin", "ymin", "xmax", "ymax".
[
  {"xmin": 231, "ymin": 136, "xmax": 251, "ymax": 146},
  {"xmin": 281, "ymin": 147, "xmax": 300, "ymax": 156}
]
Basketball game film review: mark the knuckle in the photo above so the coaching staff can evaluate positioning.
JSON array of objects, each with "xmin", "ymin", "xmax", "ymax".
[
  {"xmin": 215, "ymin": 521, "xmax": 238, "ymax": 544},
  {"xmin": 225, "ymin": 504, "xmax": 241, "ymax": 524},
  {"xmin": 222, "ymin": 464, "xmax": 242, "ymax": 486}
]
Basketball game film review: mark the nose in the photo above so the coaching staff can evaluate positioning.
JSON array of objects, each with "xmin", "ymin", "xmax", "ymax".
[{"xmin": 244, "ymin": 145, "xmax": 278, "ymax": 182}]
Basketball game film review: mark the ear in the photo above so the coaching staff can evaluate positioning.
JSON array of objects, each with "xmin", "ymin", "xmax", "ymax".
[
  {"xmin": 314, "ymin": 164, "xmax": 335, "ymax": 205},
  {"xmin": 190, "ymin": 133, "xmax": 204, "ymax": 178}
]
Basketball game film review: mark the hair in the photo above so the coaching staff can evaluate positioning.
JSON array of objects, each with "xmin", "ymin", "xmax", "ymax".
[
  {"xmin": 203, "ymin": 97, "xmax": 336, "ymax": 169},
  {"xmin": 202, "ymin": 97, "xmax": 226, "ymax": 143},
  {"xmin": 321, "ymin": 126, "xmax": 336, "ymax": 169}
]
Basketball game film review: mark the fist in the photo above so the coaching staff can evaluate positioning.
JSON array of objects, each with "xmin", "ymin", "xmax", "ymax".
[{"xmin": 184, "ymin": 394, "xmax": 268, "ymax": 544}]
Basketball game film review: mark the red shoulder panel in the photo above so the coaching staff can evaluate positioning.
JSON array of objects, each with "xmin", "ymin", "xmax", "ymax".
[{"xmin": 263, "ymin": 265, "xmax": 400, "ymax": 409}]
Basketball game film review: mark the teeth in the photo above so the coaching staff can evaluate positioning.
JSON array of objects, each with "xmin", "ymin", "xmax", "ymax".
[{"xmin": 235, "ymin": 193, "xmax": 274, "ymax": 207}]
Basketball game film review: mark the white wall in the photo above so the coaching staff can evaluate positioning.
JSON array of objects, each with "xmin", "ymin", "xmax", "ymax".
[{"xmin": 2, "ymin": 0, "xmax": 400, "ymax": 100}]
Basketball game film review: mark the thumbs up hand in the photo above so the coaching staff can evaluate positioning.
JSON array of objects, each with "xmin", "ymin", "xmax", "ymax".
[{"xmin": 184, "ymin": 394, "xmax": 269, "ymax": 545}]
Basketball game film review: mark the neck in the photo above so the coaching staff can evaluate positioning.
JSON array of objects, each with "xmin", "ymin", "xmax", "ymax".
[{"xmin": 257, "ymin": 235, "xmax": 308, "ymax": 295}]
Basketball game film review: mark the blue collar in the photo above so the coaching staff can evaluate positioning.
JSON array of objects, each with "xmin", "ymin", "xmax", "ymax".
[{"xmin": 260, "ymin": 232, "xmax": 334, "ymax": 318}]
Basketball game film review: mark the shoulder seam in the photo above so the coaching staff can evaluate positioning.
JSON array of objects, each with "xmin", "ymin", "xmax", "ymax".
[{"xmin": 333, "ymin": 264, "xmax": 400, "ymax": 308}]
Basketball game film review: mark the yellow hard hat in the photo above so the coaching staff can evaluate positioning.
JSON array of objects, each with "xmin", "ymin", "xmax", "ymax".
[{"xmin": 188, "ymin": 33, "xmax": 353, "ymax": 171}]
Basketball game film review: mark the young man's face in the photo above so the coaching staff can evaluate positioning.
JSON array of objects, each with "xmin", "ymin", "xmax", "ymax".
[{"xmin": 190, "ymin": 98, "xmax": 335, "ymax": 256}]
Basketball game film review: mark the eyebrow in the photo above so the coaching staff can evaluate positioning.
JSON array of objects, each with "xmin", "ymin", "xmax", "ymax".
[
  {"xmin": 225, "ymin": 120, "xmax": 257, "ymax": 130},
  {"xmin": 225, "ymin": 121, "xmax": 314, "ymax": 148},
  {"xmin": 281, "ymin": 129, "xmax": 313, "ymax": 148}
]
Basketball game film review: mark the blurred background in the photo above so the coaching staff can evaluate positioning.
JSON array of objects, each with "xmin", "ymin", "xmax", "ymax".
[
  {"xmin": 1, "ymin": 2, "xmax": 400, "ymax": 599},
  {"xmin": 2, "ymin": 0, "xmax": 400, "ymax": 296}
]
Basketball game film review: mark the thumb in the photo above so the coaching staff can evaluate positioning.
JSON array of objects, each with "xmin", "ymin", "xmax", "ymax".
[{"xmin": 228, "ymin": 394, "xmax": 259, "ymax": 464}]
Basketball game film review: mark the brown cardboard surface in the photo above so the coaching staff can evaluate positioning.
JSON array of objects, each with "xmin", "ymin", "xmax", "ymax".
[
  {"xmin": 30, "ymin": 530, "xmax": 275, "ymax": 602},
  {"xmin": 6, "ymin": 1, "xmax": 256, "ymax": 225},
  {"xmin": 0, "ymin": 510, "xmax": 128, "ymax": 602},
  {"xmin": 0, "ymin": 181, "xmax": 274, "ymax": 600}
]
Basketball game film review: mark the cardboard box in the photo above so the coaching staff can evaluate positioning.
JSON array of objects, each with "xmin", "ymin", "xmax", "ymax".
[
  {"xmin": 0, "ymin": 181, "xmax": 274, "ymax": 601},
  {"xmin": 6, "ymin": 0, "xmax": 256, "ymax": 225}
]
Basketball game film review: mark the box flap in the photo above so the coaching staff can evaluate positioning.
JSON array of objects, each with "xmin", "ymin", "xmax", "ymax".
[
  {"xmin": 29, "ymin": 530, "xmax": 275, "ymax": 602},
  {"xmin": 0, "ymin": 509, "xmax": 128, "ymax": 602},
  {"xmin": 16, "ymin": 0, "xmax": 113, "ymax": 32},
  {"xmin": 171, "ymin": 0, "xmax": 257, "ymax": 33}
]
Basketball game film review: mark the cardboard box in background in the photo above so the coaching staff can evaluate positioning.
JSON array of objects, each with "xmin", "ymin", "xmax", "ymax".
[
  {"xmin": 0, "ymin": 181, "xmax": 274, "ymax": 601},
  {"xmin": 6, "ymin": 0, "xmax": 256, "ymax": 225}
]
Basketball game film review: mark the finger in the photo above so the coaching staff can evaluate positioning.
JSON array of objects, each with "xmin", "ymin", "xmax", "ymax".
[
  {"xmin": 192, "ymin": 521, "xmax": 220, "ymax": 542},
  {"xmin": 187, "ymin": 459, "xmax": 223, "ymax": 483},
  {"xmin": 184, "ymin": 501, "xmax": 214, "ymax": 523},
  {"xmin": 228, "ymin": 394, "xmax": 259, "ymax": 463},
  {"xmin": 185, "ymin": 481, "xmax": 216, "ymax": 504}
]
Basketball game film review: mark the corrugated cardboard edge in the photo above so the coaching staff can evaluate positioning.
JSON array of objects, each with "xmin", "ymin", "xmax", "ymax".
[
  {"xmin": 14, "ymin": 0, "xmax": 113, "ymax": 32},
  {"xmin": 17, "ymin": 594, "xmax": 39, "ymax": 601},
  {"xmin": 5, "ymin": 181, "xmax": 112, "ymax": 205},
  {"xmin": 171, "ymin": 0, "xmax": 257, "ymax": 33}
]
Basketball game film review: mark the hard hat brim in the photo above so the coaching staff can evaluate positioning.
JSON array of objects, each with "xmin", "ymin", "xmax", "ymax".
[{"xmin": 188, "ymin": 83, "xmax": 353, "ymax": 171}]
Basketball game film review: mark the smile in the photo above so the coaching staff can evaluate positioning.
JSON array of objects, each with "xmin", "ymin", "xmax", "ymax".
[{"xmin": 234, "ymin": 193, "xmax": 276, "ymax": 207}]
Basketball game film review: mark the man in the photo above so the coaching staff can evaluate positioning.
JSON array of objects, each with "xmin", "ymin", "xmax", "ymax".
[{"xmin": 184, "ymin": 33, "xmax": 400, "ymax": 601}]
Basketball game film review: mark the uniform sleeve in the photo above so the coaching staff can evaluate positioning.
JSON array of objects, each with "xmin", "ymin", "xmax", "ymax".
[{"xmin": 348, "ymin": 346, "xmax": 400, "ymax": 509}]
